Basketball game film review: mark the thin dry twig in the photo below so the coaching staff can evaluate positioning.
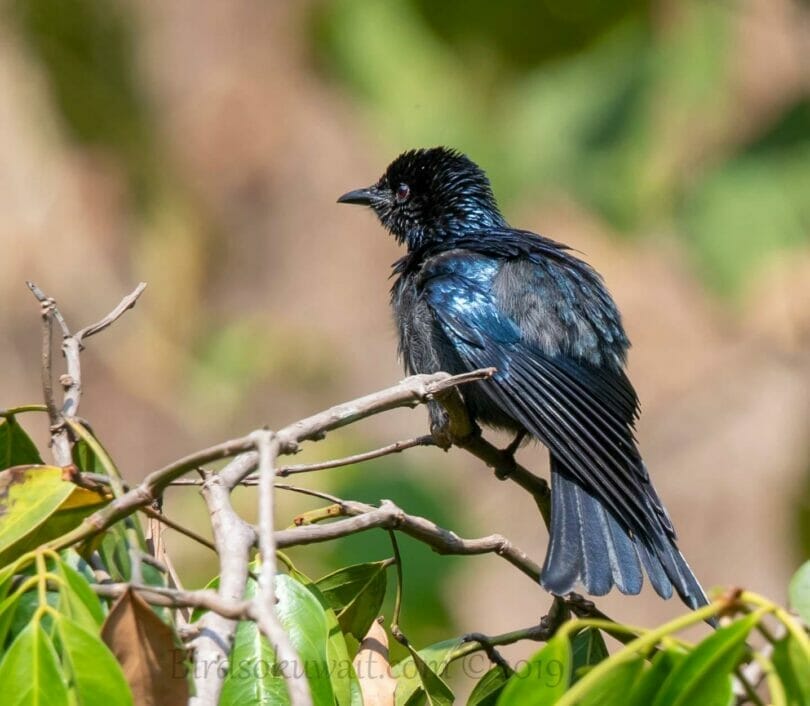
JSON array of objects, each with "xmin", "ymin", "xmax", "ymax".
[
  {"xmin": 92, "ymin": 583, "xmax": 252, "ymax": 621},
  {"xmin": 276, "ymin": 434, "xmax": 436, "ymax": 477},
  {"xmin": 167, "ymin": 434, "xmax": 436, "ymax": 486},
  {"xmin": 140, "ymin": 505, "xmax": 217, "ymax": 553},
  {"xmin": 26, "ymin": 281, "xmax": 147, "ymax": 466},
  {"xmin": 74, "ymin": 282, "xmax": 147, "ymax": 344},
  {"xmin": 271, "ymin": 496, "xmax": 542, "ymax": 582}
]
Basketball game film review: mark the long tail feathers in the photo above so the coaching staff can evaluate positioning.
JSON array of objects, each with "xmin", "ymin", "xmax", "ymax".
[{"xmin": 541, "ymin": 467, "xmax": 710, "ymax": 616}]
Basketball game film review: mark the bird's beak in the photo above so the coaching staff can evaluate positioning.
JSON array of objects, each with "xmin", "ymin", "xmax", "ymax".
[{"xmin": 337, "ymin": 187, "xmax": 378, "ymax": 206}]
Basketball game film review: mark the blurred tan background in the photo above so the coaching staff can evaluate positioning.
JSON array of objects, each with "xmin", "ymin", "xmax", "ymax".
[{"xmin": 1, "ymin": 0, "xmax": 808, "ymax": 673}]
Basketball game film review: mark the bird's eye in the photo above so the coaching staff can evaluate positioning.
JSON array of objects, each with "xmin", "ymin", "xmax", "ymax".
[{"xmin": 395, "ymin": 183, "xmax": 410, "ymax": 203}]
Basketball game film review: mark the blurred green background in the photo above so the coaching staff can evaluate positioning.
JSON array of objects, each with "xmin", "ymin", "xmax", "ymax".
[{"xmin": 1, "ymin": 0, "xmax": 808, "ymax": 675}]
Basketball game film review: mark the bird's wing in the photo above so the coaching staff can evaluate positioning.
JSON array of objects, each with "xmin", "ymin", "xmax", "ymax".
[{"xmin": 420, "ymin": 251, "xmax": 671, "ymax": 544}]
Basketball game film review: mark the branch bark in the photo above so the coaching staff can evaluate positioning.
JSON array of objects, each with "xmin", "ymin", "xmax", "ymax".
[
  {"xmin": 189, "ymin": 466, "xmax": 256, "ymax": 706},
  {"xmin": 26, "ymin": 281, "xmax": 147, "ymax": 467},
  {"xmin": 48, "ymin": 369, "xmax": 494, "ymax": 551},
  {"xmin": 254, "ymin": 430, "xmax": 312, "ymax": 706}
]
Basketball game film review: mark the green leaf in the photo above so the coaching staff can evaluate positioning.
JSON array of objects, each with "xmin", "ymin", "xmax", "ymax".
[
  {"xmin": 402, "ymin": 642, "xmax": 455, "ymax": 706},
  {"xmin": 0, "ymin": 466, "xmax": 109, "ymax": 567},
  {"xmin": 652, "ymin": 612, "xmax": 759, "ymax": 706},
  {"xmin": 0, "ymin": 416, "xmax": 43, "ymax": 468},
  {"xmin": 392, "ymin": 637, "xmax": 462, "ymax": 706},
  {"xmin": 71, "ymin": 438, "xmax": 105, "ymax": 473},
  {"xmin": 9, "ymin": 589, "xmax": 58, "ymax": 643},
  {"xmin": 54, "ymin": 614, "xmax": 133, "ymax": 706},
  {"xmin": 570, "ymin": 627, "xmax": 609, "ymax": 682},
  {"xmin": 99, "ymin": 529, "xmax": 133, "ymax": 582},
  {"xmin": 627, "ymin": 648, "xmax": 687, "ymax": 706},
  {"xmin": 468, "ymin": 665, "xmax": 514, "ymax": 706},
  {"xmin": 789, "ymin": 561, "xmax": 810, "ymax": 626},
  {"xmin": 220, "ymin": 573, "xmax": 336, "ymax": 706},
  {"xmin": 496, "ymin": 633, "xmax": 571, "ymax": 705},
  {"xmin": 292, "ymin": 569, "xmax": 363, "ymax": 706},
  {"xmin": 0, "ymin": 620, "xmax": 70, "ymax": 705},
  {"xmin": 772, "ymin": 635, "xmax": 810, "ymax": 706},
  {"xmin": 577, "ymin": 657, "xmax": 646, "ymax": 706},
  {"xmin": 55, "ymin": 559, "xmax": 105, "ymax": 630},
  {"xmin": 314, "ymin": 560, "xmax": 389, "ymax": 641}
]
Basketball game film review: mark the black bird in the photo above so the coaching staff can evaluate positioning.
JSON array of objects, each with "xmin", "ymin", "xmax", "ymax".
[{"xmin": 338, "ymin": 147, "xmax": 709, "ymax": 611}]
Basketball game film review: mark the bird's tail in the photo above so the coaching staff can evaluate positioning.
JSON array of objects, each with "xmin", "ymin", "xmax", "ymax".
[{"xmin": 540, "ymin": 462, "xmax": 710, "ymax": 613}]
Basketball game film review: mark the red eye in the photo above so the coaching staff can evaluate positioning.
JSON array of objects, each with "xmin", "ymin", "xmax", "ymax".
[{"xmin": 395, "ymin": 183, "xmax": 410, "ymax": 202}]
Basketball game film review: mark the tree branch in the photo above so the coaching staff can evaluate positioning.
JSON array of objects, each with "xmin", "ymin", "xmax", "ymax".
[
  {"xmin": 26, "ymin": 282, "xmax": 147, "ymax": 467},
  {"xmin": 272, "ymin": 497, "xmax": 542, "ymax": 583},
  {"xmin": 48, "ymin": 369, "xmax": 494, "ymax": 551},
  {"xmin": 254, "ymin": 430, "xmax": 312, "ymax": 706},
  {"xmin": 189, "ymin": 466, "xmax": 256, "ymax": 706},
  {"xmin": 74, "ymin": 282, "xmax": 147, "ymax": 344}
]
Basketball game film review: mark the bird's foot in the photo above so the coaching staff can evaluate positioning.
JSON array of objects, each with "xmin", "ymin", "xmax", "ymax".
[
  {"xmin": 494, "ymin": 430, "xmax": 526, "ymax": 480},
  {"xmin": 430, "ymin": 418, "xmax": 454, "ymax": 450}
]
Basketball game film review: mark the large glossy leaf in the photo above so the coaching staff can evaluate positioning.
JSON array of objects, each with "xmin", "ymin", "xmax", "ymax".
[
  {"xmin": 0, "ymin": 620, "xmax": 70, "ymax": 705},
  {"xmin": 294, "ymin": 570, "xmax": 363, "ymax": 706},
  {"xmin": 100, "ymin": 588, "xmax": 188, "ymax": 706},
  {"xmin": 220, "ymin": 574, "xmax": 337, "ymax": 706},
  {"xmin": 652, "ymin": 613, "xmax": 759, "ymax": 706},
  {"xmin": 54, "ymin": 613, "xmax": 134, "ymax": 706},
  {"xmin": 0, "ymin": 416, "xmax": 42, "ymax": 468},
  {"xmin": 570, "ymin": 627, "xmax": 609, "ymax": 682},
  {"xmin": 315, "ymin": 560, "xmax": 389, "ymax": 641},
  {"xmin": 577, "ymin": 657, "xmax": 646, "ymax": 706},
  {"xmin": 496, "ymin": 633, "xmax": 571, "ymax": 706},
  {"xmin": 196, "ymin": 566, "xmax": 362, "ymax": 705},
  {"xmin": 626, "ymin": 648, "xmax": 687, "ymax": 706},
  {"xmin": 392, "ymin": 637, "xmax": 462, "ymax": 706},
  {"xmin": 789, "ymin": 561, "xmax": 810, "ymax": 626},
  {"xmin": 0, "ymin": 466, "xmax": 109, "ymax": 567},
  {"xmin": 468, "ymin": 665, "xmax": 513, "ymax": 706},
  {"xmin": 771, "ymin": 635, "xmax": 810, "ymax": 706}
]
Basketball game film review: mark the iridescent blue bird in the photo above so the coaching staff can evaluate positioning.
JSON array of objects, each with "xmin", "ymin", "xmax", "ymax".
[{"xmin": 338, "ymin": 147, "xmax": 709, "ymax": 611}]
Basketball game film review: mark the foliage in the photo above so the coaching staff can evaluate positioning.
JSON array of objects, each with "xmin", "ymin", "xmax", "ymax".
[{"xmin": 1, "ymin": 406, "xmax": 809, "ymax": 704}]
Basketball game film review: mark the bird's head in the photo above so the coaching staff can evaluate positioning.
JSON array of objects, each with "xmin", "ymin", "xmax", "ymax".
[{"xmin": 338, "ymin": 147, "xmax": 505, "ymax": 249}]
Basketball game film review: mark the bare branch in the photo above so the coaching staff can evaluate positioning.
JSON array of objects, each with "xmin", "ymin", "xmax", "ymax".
[
  {"xmin": 92, "ymin": 583, "xmax": 251, "ymax": 621},
  {"xmin": 26, "ymin": 281, "xmax": 70, "ymax": 337},
  {"xmin": 190, "ymin": 467, "xmax": 256, "ymax": 706},
  {"xmin": 49, "ymin": 369, "xmax": 494, "ymax": 550},
  {"xmin": 26, "ymin": 282, "xmax": 147, "ymax": 466},
  {"xmin": 253, "ymin": 430, "xmax": 312, "ymax": 706},
  {"xmin": 272, "ymin": 497, "xmax": 542, "ymax": 583},
  {"xmin": 74, "ymin": 282, "xmax": 147, "ymax": 344},
  {"xmin": 276, "ymin": 434, "xmax": 436, "ymax": 477},
  {"xmin": 169, "ymin": 434, "xmax": 436, "ymax": 485},
  {"xmin": 274, "ymin": 368, "xmax": 496, "ymax": 453},
  {"xmin": 140, "ymin": 505, "xmax": 217, "ymax": 553}
]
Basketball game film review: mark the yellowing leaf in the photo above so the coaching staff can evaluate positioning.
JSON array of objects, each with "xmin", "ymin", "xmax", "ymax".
[{"xmin": 0, "ymin": 466, "xmax": 108, "ymax": 566}]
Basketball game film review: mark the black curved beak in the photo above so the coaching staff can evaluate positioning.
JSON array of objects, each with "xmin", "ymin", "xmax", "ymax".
[{"xmin": 337, "ymin": 187, "xmax": 377, "ymax": 206}]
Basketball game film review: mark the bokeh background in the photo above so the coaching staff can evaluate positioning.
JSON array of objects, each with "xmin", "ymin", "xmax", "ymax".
[{"xmin": 1, "ymin": 0, "xmax": 808, "ymax": 683}]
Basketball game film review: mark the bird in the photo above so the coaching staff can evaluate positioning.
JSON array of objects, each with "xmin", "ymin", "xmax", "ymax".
[{"xmin": 337, "ymin": 146, "xmax": 710, "ymax": 612}]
